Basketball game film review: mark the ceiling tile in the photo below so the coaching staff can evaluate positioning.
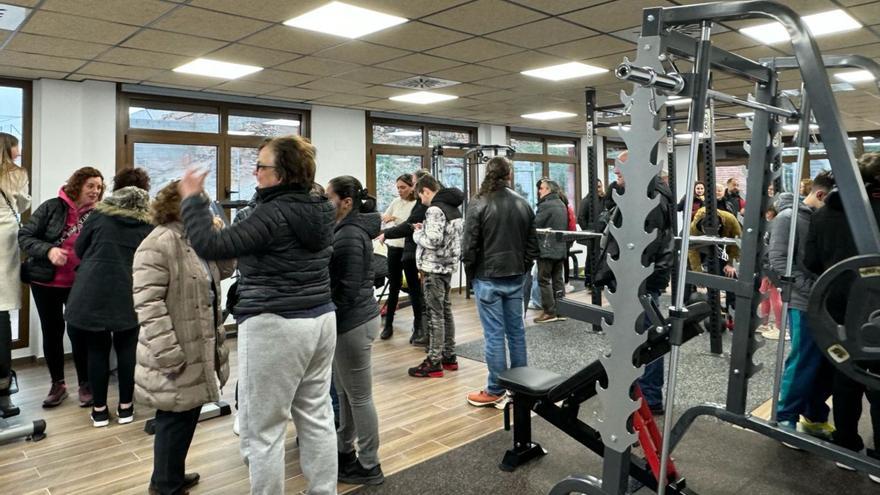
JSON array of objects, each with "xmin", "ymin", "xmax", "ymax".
[
  {"xmin": 428, "ymin": 64, "xmax": 510, "ymax": 83},
  {"xmin": 476, "ymin": 74, "xmax": 524, "ymax": 89},
  {"xmin": 205, "ymin": 44, "xmax": 302, "ymax": 68},
  {"xmin": 361, "ymin": 22, "xmax": 471, "ymax": 52},
  {"xmin": 273, "ymin": 57, "xmax": 362, "ymax": 77},
  {"xmin": 563, "ymin": 0, "xmax": 674, "ymax": 33},
  {"xmin": 123, "ymin": 29, "xmax": 228, "ymax": 57},
  {"xmin": 441, "ymin": 83, "xmax": 495, "ymax": 97},
  {"xmin": 5, "ymin": 33, "xmax": 109, "ymax": 60},
  {"xmin": 353, "ymin": 85, "xmax": 409, "ymax": 98},
  {"xmin": 422, "ymin": 0, "xmax": 547, "ymax": 36},
  {"xmin": 538, "ymin": 35, "xmax": 634, "ymax": 61},
  {"xmin": 145, "ymin": 71, "xmax": 223, "ymax": 89},
  {"xmin": 239, "ymin": 69, "xmax": 316, "ymax": 86},
  {"xmin": 97, "ymin": 48, "xmax": 191, "ymax": 70},
  {"xmin": 150, "ymin": 6, "xmax": 271, "ymax": 42},
  {"xmin": 487, "ymin": 18, "xmax": 596, "ymax": 49},
  {"xmin": 207, "ymin": 79, "xmax": 287, "ymax": 95},
  {"xmin": 300, "ymin": 78, "xmax": 372, "ymax": 93},
  {"xmin": 712, "ymin": 32, "xmax": 763, "ymax": 52},
  {"xmin": 505, "ymin": 0, "xmax": 607, "ymax": 15},
  {"xmin": 313, "ymin": 93, "xmax": 379, "ymax": 106},
  {"xmin": 848, "ymin": 2, "xmax": 880, "ymax": 25},
  {"xmin": 39, "ymin": 0, "xmax": 175, "ymax": 25},
  {"xmin": 315, "ymin": 41, "xmax": 410, "ymax": 65},
  {"xmin": 377, "ymin": 53, "xmax": 462, "ymax": 73},
  {"xmin": 478, "ymin": 50, "xmax": 568, "ymax": 72},
  {"xmin": 0, "ymin": 65, "xmax": 68, "ymax": 80},
  {"xmin": 22, "ymin": 10, "xmax": 139, "ymax": 44},
  {"xmin": 427, "ymin": 38, "xmax": 524, "ymax": 63},
  {"xmin": 188, "ymin": 0, "xmax": 316, "ymax": 22},
  {"xmin": 76, "ymin": 62, "xmax": 162, "ymax": 81},
  {"xmin": 66, "ymin": 74, "xmax": 141, "ymax": 84},
  {"xmin": 354, "ymin": 0, "xmax": 473, "ymax": 18},
  {"xmin": 264, "ymin": 87, "xmax": 333, "ymax": 101},
  {"xmin": 816, "ymin": 30, "xmax": 880, "ymax": 51},
  {"xmin": 240, "ymin": 25, "xmax": 346, "ymax": 55},
  {"xmin": 0, "ymin": 30, "xmax": 8, "ymax": 45},
  {"xmin": 469, "ymin": 89, "xmax": 520, "ymax": 101},
  {"xmin": 0, "ymin": 51, "xmax": 83, "ymax": 72},
  {"xmin": 335, "ymin": 67, "xmax": 412, "ymax": 84},
  {"xmin": 4, "ymin": 0, "xmax": 40, "ymax": 6}
]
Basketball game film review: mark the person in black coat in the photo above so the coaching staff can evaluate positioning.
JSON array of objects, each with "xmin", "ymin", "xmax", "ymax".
[
  {"xmin": 66, "ymin": 168, "xmax": 153, "ymax": 427},
  {"xmin": 326, "ymin": 175, "xmax": 385, "ymax": 485},
  {"xmin": 804, "ymin": 153, "xmax": 880, "ymax": 474},
  {"xmin": 533, "ymin": 179, "xmax": 569, "ymax": 323},
  {"xmin": 379, "ymin": 169, "xmax": 430, "ymax": 345}
]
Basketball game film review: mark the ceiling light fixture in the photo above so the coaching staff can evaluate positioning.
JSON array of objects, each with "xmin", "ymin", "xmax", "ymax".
[
  {"xmin": 264, "ymin": 119, "xmax": 301, "ymax": 127},
  {"xmin": 0, "ymin": 3, "xmax": 29, "ymax": 30},
  {"xmin": 740, "ymin": 9, "xmax": 861, "ymax": 44},
  {"xmin": 521, "ymin": 62, "xmax": 608, "ymax": 81},
  {"xmin": 173, "ymin": 58, "xmax": 262, "ymax": 79},
  {"xmin": 835, "ymin": 70, "xmax": 876, "ymax": 83},
  {"xmin": 521, "ymin": 111, "xmax": 577, "ymax": 120},
  {"xmin": 390, "ymin": 91, "xmax": 458, "ymax": 104},
  {"xmin": 284, "ymin": 1, "xmax": 407, "ymax": 39}
]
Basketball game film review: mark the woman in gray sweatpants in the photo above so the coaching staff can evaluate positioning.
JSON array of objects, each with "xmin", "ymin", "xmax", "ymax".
[{"xmin": 326, "ymin": 176, "xmax": 384, "ymax": 485}]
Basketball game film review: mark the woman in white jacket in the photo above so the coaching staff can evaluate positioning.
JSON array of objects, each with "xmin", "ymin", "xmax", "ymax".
[
  {"xmin": 378, "ymin": 174, "xmax": 416, "ymax": 340},
  {"xmin": 0, "ymin": 132, "xmax": 30, "ymax": 416}
]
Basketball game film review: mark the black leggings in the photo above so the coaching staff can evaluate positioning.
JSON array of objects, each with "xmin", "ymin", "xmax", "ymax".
[
  {"xmin": 30, "ymin": 284, "xmax": 88, "ymax": 385},
  {"xmin": 385, "ymin": 247, "xmax": 423, "ymax": 326},
  {"xmin": 85, "ymin": 328, "xmax": 138, "ymax": 408},
  {"xmin": 0, "ymin": 311, "xmax": 11, "ymax": 392}
]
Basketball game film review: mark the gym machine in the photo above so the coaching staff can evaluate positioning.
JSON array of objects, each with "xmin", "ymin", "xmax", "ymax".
[
  {"xmin": 0, "ymin": 371, "xmax": 46, "ymax": 444},
  {"xmin": 497, "ymin": 2, "xmax": 880, "ymax": 494}
]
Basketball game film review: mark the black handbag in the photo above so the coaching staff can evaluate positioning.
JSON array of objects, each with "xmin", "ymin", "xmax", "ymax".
[{"xmin": 0, "ymin": 190, "xmax": 47, "ymax": 284}]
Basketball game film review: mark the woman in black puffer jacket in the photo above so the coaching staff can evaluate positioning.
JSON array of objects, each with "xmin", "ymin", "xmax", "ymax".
[
  {"xmin": 326, "ymin": 175, "xmax": 384, "ymax": 486},
  {"xmin": 65, "ymin": 168, "xmax": 153, "ymax": 427}
]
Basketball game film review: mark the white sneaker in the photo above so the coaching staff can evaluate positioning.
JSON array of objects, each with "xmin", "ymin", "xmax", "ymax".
[
  {"xmin": 564, "ymin": 284, "xmax": 575, "ymax": 293},
  {"xmin": 870, "ymin": 473, "xmax": 880, "ymax": 484},
  {"xmin": 233, "ymin": 414, "xmax": 240, "ymax": 436},
  {"xmin": 836, "ymin": 461, "xmax": 856, "ymax": 471}
]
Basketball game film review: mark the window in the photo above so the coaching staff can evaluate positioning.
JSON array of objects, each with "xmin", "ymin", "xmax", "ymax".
[
  {"xmin": 367, "ymin": 117, "xmax": 476, "ymax": 213},
  {"xmin": 118, "ymin": 93, "xmax": 308, "ymax": 205},
  {"xmin": 1, "ymin": 78, "xmax": 32, "ymax": 350},
  {"xmin": 509, "ymin": 133, "xmax": 580, "ymax": 210}
]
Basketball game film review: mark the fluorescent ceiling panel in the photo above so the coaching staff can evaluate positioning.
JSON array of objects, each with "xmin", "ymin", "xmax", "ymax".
[
  {"xmin": 835, "ymin": 70, "xmax": 875, "ymax": 83},
  {"xmin": 521, "ymin": 111, "xmax": 577, "ymax": 120},
  {"xmin": 0, "ymin": 4, "xmax": 28, "ymax": 31},
  {"xmin": 740, "ymin": 9, "xmax": 860, "ymax": 44},
  {"xmin": 284, "ymin": 2, "xmax": 407, "ymax": 39},
  {"xmin": 389, "ymin": 91, "xmax": 457, "ymax": 104},
  {"xmin": 174, "ymin": 58, "xmax": 262, "ymax": 79},
  {"xmin": 521, "ymin": 62, "xmax": 607, "ymax": 81}
]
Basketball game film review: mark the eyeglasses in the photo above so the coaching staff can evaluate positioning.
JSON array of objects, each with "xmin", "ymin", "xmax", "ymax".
[{"xmin": 255, "ymin": 163, "xmax": 277, "ymax": 171}]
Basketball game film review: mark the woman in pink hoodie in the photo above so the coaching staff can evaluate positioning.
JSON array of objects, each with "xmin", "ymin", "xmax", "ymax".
[{"xmin": 19, "ymin": 167, "xmax": 104, "ymax": 408}]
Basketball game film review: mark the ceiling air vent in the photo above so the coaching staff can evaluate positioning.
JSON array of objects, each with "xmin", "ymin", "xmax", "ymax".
[
  {"xmin": 0, "ymin": 4, "xmax": 29, "ymax": 31},
  {"xmin": 385, "ymin": 76, "xmax": 460, "ymax": 90}
]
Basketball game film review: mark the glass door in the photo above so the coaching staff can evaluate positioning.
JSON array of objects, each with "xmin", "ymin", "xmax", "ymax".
[{"xmin": 374, "ymin": 154, "xmax": 423, "ymax": 213}]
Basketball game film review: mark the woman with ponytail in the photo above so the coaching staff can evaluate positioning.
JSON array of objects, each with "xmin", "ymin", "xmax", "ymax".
[
  {"xmin": 326, "ymin": 175, "xmax": 384, "ymax": 485},
  {"xmin": 378, "ymin": 174, "xmax": 416, "ymax": 340}
]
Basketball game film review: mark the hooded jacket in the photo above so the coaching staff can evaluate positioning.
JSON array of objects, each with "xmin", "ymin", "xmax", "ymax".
[
  {"xmin": 595, "ymin": 179, "xmax": 676, "ymax": 294},
  {"xmin": 767, "ymin": 192, "xmax": 814, "ymax": 311},
  {"xmin": 535, "ymin": 192, "xmax": 568, "ymax": 260},
  {"xmin": 181, "ymin": 182, "xmax": 335, "ymax": 319},
  {"xmin": 413, "ymin": 187, "xmax": 464, "ymax": 274},
  {"xmin": 65, "ymin": 187, "xmax": 153, "ymax": 331},
  {"xmin": 331, "ymin": 210, "xmax": 382, "ymax": 334}
]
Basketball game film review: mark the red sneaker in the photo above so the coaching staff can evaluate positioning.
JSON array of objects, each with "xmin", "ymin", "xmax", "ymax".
[
  {"xmin": 42, "ymin": 381, "xmax": 68, "ymax": 408},
  {"xmin": 408, "ymin": 359, "xmax": 443, "ymax": 378},
  {"xmin": 441, "ymin": 356, "xmax": 458, "ymax": 371}
]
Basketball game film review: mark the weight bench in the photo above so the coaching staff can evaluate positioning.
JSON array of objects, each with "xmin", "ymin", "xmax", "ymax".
[{"xmin": 497, "ymin": 300, "xmax": 710, "ymax": 491}]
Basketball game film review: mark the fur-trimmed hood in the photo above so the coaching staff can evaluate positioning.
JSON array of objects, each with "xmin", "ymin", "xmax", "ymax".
[{"xmin": 96, "ymin": 186, "xmax": 151, "ymax": 224}]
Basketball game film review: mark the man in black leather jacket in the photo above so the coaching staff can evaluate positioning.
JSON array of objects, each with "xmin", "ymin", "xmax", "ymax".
[{"xmin": 463, "ymin": 157, "xmax": 539, "ymax": 408}]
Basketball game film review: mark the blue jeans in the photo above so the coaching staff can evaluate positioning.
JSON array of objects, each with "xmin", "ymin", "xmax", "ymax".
[
  {"xmin": 777, "ymin": 309, "xmax": 833, "ymax": 423},
  {"xmin": 473, "ymin": 276, "xmax": 528, "ymax": 396},
  {"xmin": 638, "ymin": 292, "xmax": 664, "ymax": 408}
]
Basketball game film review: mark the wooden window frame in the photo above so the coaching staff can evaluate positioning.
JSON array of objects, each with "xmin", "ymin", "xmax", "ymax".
[
  {"xmin": 2, "ymin": 78, "xmax": 33, "ymax": 350},
  {"xmin": 116, "ymin": 89, "xmax": 310, "ymax": 202},
  {"xmin": 510, "ymin": 131, "xmax": 581, "ymax": 208}
]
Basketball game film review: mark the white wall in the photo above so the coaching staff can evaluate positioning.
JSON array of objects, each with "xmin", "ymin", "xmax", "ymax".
[
  {"xmin": 14, "ymin": 79, "xmax": 117, "ymax": 360},
  {"xmin": 310, "ymin": 105, "xmax": 366, "ymax": 187}
]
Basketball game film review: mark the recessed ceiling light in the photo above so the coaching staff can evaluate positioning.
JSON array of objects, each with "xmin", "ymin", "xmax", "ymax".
[
  {"xmin": 174, "ymin": 58, "xmax": 262, "ymax": 79},
  {"xmin": 521, "ymin": 111, "xmax": 577, "ymax": 120},
  {"xmin": 0, "ymin": 4, "xmax": 29, "ymax": 30},
  {"xmin": 264, "ymin": 119, "xmax": 301, "ymax": 127},
  {"xmin": 667, "ymin": 97, "xmax": 692, "ymax": 106},
  {"xmin": 284, "ymin": 1, "xmax": 407, "ymax": 39},
  {"xmin": 389, "ymin": 91, "xmax": 458, "ymax": 104},
  {"xmin": 228, "ymin": 130, "xmax": 255, "ymax": 136},
  {"xmin": 835, "ymin": 70, "xmax": 876, "ymax": 83},
  {"xmin": 740, "ymin": 9, "xmax": 860, "ymax": 44},
  {"xmin": 521, "ymin": 62, "xmax": 608, "ymax": 81}
]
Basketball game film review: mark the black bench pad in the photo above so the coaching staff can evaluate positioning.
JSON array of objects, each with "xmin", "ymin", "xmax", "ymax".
[{"xmin": 499, "ymin": 367, "xmax": 566, "ymax": 396}]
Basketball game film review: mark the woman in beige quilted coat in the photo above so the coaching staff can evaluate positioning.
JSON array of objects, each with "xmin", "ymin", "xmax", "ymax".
[{"xmin": 133, "ymin": 180, "xmax": 234, "ymax": 495}]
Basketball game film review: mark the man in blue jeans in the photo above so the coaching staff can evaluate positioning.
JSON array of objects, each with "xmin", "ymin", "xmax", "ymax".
[{"xmin": 462, "ymin": 157, "xmax": 539, "ymax": 408}]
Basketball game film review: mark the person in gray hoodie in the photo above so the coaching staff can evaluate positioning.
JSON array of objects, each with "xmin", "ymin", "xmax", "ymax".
[{"xmin": 770, "ymin": 171, "xmax": 836, "ymax": 438}]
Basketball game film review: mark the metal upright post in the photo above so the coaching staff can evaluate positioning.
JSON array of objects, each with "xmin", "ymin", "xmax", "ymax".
[
  {"xmin": 666, "ymin": 106, "xmax": 680, "ymax": 303},
  {"xmin": 585, "ymin": 88, "xmax": 603, "ymax": 332},
  {"xmin": 658, "ymin": 20, "xmax": 713, "ymax": 495},
  {"xmin": 700, "ymin": 99, "xmax": 725, "ymax": 355},
  {"xmin": 769, "ymin": 85, "xmax": 810, "ymax": 424}
]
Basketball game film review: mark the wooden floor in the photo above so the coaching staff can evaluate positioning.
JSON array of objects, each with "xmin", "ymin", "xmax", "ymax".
[{"xmin": 1, "ymin": 289, "xmax": 551, "ymax": 495}]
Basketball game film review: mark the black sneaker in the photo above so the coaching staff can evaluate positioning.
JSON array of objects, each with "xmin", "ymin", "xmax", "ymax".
[
  {"xmin": 339, "ymin": 460, "xmax": 384, "ymax": 486},
  {"xmin": 380, "ymin": 322, "xmax": 393, "ymax": 340},
  {"xmin": 117, "ymin": 405, "xmax": 134, "ymax": 424},
  {"xmin": 441, "ymin": 355, "xmax": 459, "ymax": 371},
  {"xmin": 408, "ymin": 359, "xmax": 443, "ymax": 378},
  {"xmin": 91, "ymin": 407, "xmax": 110, "ymax": 427},
  {"xmin": 339, "ymin": 450, "xmax": 357, "ymax": 473}
]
